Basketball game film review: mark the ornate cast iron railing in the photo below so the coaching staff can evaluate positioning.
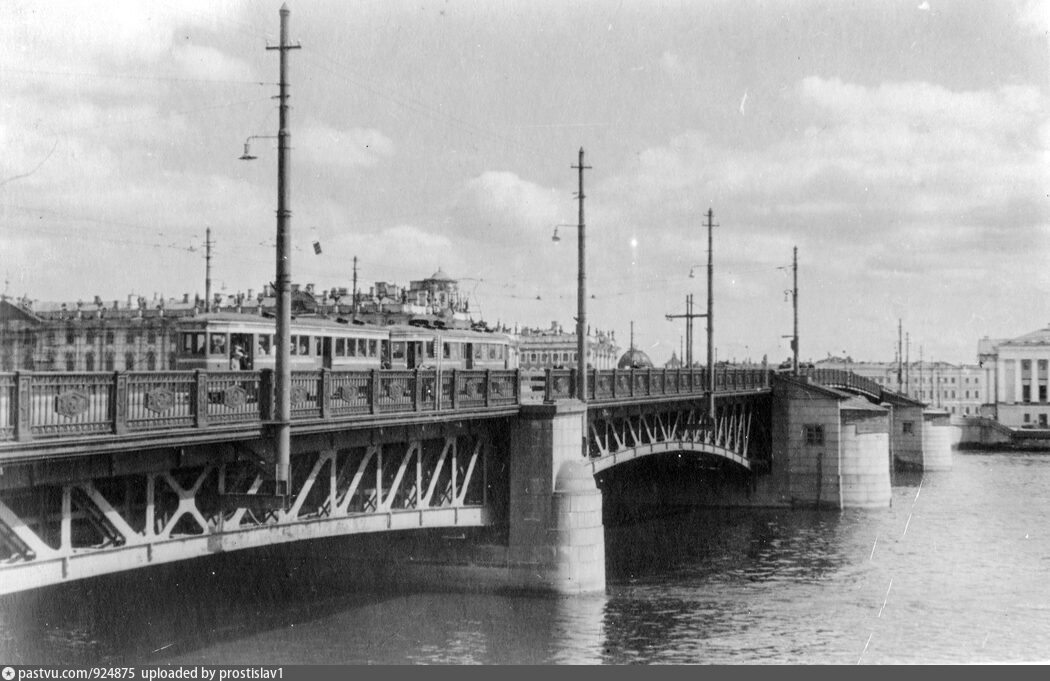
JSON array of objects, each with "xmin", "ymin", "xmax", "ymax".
[
  {"xmin": 0, "ymin": 366, "xmax": 772, "ymax": 446},
  {"xmin": 539, "ymin": 367, "xmax": 771, "ymax": 403}
]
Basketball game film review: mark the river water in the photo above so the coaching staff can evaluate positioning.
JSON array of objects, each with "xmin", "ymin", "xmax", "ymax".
[{"xmin": 2, "ymin": 450, "xmax": 1049, "ymax": 664}]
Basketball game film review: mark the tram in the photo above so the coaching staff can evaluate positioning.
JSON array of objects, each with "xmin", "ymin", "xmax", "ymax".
[{"xmin": 174, "ymin": 313, "xmax": 517, "ymax": 371}]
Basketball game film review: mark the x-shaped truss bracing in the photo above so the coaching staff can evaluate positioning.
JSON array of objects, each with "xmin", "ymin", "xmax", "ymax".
[{"xmin": 0, "ymin": 434, "xmax": 490, "ymax": 595}]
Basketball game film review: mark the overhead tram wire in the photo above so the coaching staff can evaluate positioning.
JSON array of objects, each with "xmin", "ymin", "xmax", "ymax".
[
  {"xmin": 0, "ymin": 68, "xmax": 277, "ymax": 87},
  {"xmin": 40, "ymin": 96, "xmax": 275, "ymax": 138},
  {"xmin": 0, "ymin": 204, "xmax": 221, "ymax": 255},
  {"xmin": 299, "ymin": 49, "xmax": 550, "ymax": 164}
]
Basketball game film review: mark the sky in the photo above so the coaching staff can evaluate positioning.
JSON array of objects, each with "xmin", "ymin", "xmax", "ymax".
[{"xmin": 1, "ymin": 0, "xmax": 1047, "ymax": 366}]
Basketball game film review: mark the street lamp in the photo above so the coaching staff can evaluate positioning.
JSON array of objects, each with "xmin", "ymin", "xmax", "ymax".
[
  {"xmin": 551, "ymin": 224, "xmax": 574, "ymax": 243},
  {"xmin": 239, "ymin": 135, "xmax": 276, "ymax": 161}
]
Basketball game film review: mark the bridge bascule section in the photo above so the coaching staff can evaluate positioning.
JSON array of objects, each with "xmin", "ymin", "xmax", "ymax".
[{"xmin": 536, "ymin": 366, "xmax": 772, "ymax": 474}]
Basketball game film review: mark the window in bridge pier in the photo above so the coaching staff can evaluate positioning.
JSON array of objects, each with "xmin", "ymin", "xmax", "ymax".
[
  {"xmin": 902, "ymin": 421, "xmax": 915, "ymax": 435},
  {"xmin": 804, "ymin": 424, "xmax": 825, "ymax": 446}
]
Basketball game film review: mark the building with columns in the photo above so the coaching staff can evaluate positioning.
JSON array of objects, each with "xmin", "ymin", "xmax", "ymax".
[
  {"xmin": 979, "ymin": 327, "xmax": 1050, "ymax": 428},
  {"xmin": 514, "ymin": 322, "xmax": 620, "ymax": 372}
]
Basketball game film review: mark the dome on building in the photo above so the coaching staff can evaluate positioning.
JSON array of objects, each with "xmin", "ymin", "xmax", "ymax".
[
  {"xmin": 428, "ymin": 268, "xmax": 454, "ymax": 282},
  {"xmin": 617, "ymin": 348, "xmax": 653, "ymax": 369}
]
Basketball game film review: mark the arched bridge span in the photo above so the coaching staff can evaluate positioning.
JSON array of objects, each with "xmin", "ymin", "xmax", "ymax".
[{"xmin": 584, "ymin": 392, "xmax": 772, "ymax": 476}]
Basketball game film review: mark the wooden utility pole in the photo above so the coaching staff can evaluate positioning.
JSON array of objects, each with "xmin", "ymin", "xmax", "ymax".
[
  {"xmin": 666, "ymin": 294, "xmax": 701, "ymax": 367},
  {"xmin": 572, "ymin": 148, "xmax": 591, "ymax": 402},
  {"xmin": 204, "ymin": 227, "xmax": 213, "ymax": 313},
  {"xmin": 268, "ymin": 4, "xmax": 300, "ymax": 497},
  {"xmin": 897, "ymin": 319, "xmax": 903, "ymax": 393},
  {"xmin": 905, "ymin": 332, "xmax": 911, "ymax": 397},
  {"xmin": 352, "ymin": 255, "xmax": 359, "ymax": 319},
  {"xmin": 791, "ymin": 246, "xmax": 798, "ymax": 373},
  {"xmin": 704, "ymin": 208, "xmax": 715, "ymax": 420}
]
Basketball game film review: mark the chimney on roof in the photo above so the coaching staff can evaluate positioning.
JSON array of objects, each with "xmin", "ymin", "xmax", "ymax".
[
  {"xmin": 247, "ymin": 288, "xmax": 254, "ymax": 301},
  {"xmin": 94, "ymin": 295, "xmax": 103, "ymax": 307},
  {"xmin": 113, "ymin": 299, "xmax": 119, "ymax": 310},
  {"xmin": 183, "ymin": 293, "xmax": 190, "ymax": 304},
  {"xmin": 305, "ymin": 283, "xmax": 314, "ymax": 294}
]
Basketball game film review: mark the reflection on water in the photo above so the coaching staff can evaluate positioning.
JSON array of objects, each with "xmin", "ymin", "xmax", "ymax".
[{"xmin": 2, "ymin": 452, "xmax": 1050, "ymax": 664}]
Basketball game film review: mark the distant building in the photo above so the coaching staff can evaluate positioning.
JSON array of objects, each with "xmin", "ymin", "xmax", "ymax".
[
  {"xmin": 977, "ymin": 326, "xmax": 1050, "ymax": 429},
  {"xmin": 0, "ymin": 294, "xmax": 192, "ymax": 372},
  {"xmin": 812, "ymin": 357, "xmax": 986, "ymax": 418},
  {"xmin": 515, "ymin": 322, "xmax": 620, "ymax": 372},
  {"xmin": 337, "ymin": 269, "xmax": 474, "ymax": 329},
  {"xmin": 0, "ymin": 270, "xmax": 490, "ymax": 372},
  {"xmin": 617, "ymin": 347, "xmax": 653, "ymax": 369},
  {"xmin": 664, "ymin": 351, "xmax": 683, "ymax": 369}
]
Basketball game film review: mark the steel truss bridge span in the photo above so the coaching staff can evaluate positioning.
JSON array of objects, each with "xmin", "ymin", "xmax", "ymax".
[
  {"xmin": 586, "ymin": 392, "xmax": 772, "ymax": 475},
  {"xmin": 0, "ymin": 426, "xmax": 496, "ymax": 596}
]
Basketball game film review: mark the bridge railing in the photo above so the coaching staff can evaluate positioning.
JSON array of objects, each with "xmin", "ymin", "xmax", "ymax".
[
  {"xmin": 0, "ymin": 365, "xmax": 769, "ymax": 445},
  {"xmin": 538, "ymin": 367, "xmax": 771, "ymax": 403},
  {"xmin": 0, "ymin": 368, "xmax": 522, "ymax": 444},
  {"xmin": 800, "ymin": 368, "xmax": 884, "ymax": 398}
]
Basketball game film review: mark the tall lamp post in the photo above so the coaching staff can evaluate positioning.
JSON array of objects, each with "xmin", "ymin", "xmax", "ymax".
[
  {"xmin": 572, "ymin": 148, "xmax": 591, "ymax": 402},
  {"xmin": 240, "ymin": 5, "xmax": 299, "ymax": 497}
]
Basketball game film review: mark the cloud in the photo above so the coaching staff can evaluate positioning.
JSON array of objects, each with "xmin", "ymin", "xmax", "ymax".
[
  {"xmin": 447, "ymin": 171, "xmax": 563, "ymax": 245},
  {"xmin": 2, "ymin": 1, "xmax": 252, "ymax": 66},
  {"xmin": 172, "ymin": 44, "xmax": 253, "ymax": 82},
  {"xmin": 297, "ymin": 121, "xmax": 395, "ymax": 168},
  {"xmin": 659, "ymin": 50, "xmax": 683, "ymax": 76},
  {"xmin": 1018, "ymin": 0, "xmax": 1050, "ymax": 34}
]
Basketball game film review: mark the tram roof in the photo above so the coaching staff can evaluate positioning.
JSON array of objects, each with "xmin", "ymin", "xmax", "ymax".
[{"xmin": 181, "ymin": 313, "xmax": 510, "ymax": 340}]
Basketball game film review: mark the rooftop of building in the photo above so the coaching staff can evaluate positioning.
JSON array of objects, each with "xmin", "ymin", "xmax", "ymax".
[
  {"xmin": 999, "ymin": 325, "xmax": 1050, "ymax": 346},
  {"xmin": 617, "ymin": 348, "xmax": 654, "ymax": 369}
]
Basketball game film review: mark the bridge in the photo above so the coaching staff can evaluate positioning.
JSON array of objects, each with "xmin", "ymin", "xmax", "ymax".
[{"xmin": 0, "ymin": 365, "xmax": 947, "ymax": 596}]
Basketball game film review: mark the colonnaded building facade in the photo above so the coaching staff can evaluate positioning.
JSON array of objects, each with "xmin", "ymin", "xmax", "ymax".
[{"xmin": 978, "ymin": 325, "xmax": 1050, "ymax": 429}]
